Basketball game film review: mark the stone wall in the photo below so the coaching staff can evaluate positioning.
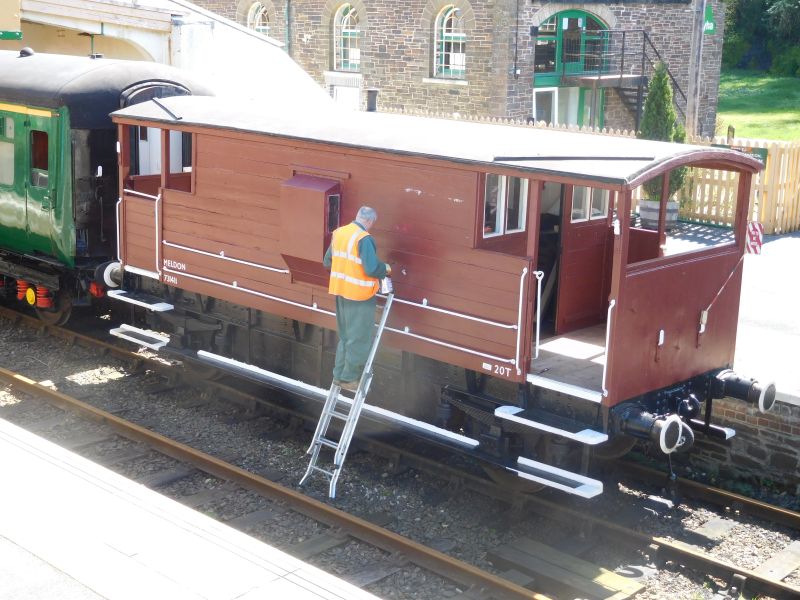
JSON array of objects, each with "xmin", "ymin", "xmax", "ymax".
[
  {"xmin": 689, "ymin": 399, "xmax": 800, "ymax": 494},
  {"xmin": 193, "ymin": 0, "xmax": 723, "ymax": 134}
]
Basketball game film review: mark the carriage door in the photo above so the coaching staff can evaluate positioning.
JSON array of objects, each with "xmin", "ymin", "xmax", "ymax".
[
  {"xmin": 554, "ymin": 184, "xmax": 610, "ymax": 334},
  {"xmin": 26, "ymin": 113, "xmax": 58, "ymax": 255}
]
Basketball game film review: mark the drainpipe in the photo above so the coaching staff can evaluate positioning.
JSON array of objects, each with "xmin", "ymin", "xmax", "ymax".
[{"xmin": 284, "ymin": 0, "xmax": 291, "ymax": 56}]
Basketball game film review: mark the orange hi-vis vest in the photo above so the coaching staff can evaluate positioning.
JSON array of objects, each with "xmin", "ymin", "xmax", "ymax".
[{"xmin": 328, "ymin": 222, "xmax": 379, "ymax": 301}]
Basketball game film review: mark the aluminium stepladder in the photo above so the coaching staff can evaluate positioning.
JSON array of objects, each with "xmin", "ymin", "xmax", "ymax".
[{"xmin": 299, "ymin": 292, "xmax": 395, "ymax": 498}]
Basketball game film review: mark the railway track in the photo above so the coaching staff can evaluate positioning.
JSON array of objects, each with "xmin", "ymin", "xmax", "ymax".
[{"xmin": 0, "ymin": 306, "xmax": 798, "ymax": 598}]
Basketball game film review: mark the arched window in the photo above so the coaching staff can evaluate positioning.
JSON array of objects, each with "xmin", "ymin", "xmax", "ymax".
[
  {"xmin": 434, "ymin": 5, "xmax": 465, "ymax": 79},
  {"xmin": 247, "ymin": 2, "xmax": 270, "ymax": 35},
  {"xmin": 333, "ymin": 4, "xmax": 360, "ymax": 72}
]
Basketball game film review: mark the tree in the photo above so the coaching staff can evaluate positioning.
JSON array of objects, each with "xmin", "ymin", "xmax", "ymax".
[{"xmin": 638, "ymin": 62, "xmax": 687, "ymax": 201}]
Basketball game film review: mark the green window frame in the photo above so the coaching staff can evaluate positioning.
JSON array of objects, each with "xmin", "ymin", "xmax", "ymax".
[{"xmin": 434, "ymin": 5, "xmax": 466, "ymax": 79}]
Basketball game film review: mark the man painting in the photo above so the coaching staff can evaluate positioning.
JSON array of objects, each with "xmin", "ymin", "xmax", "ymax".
[{"xmin": 323, "ymin": 206, "xmax": 391, "ymax": 392}]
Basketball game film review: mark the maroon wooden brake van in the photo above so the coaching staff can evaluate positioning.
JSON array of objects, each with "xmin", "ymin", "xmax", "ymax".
[{"xmin": 106, "ymin": 96, "xmax": 774, "ymax": 497}]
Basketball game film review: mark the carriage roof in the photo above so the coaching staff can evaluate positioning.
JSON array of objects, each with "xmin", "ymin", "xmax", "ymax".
[
  {"xmin": 112, "ymin": 95, "xmax": 762, "ymax": 187},
  {"xmin": 0, "ymin": 50, "xmax": 210, "ymax": 129}
]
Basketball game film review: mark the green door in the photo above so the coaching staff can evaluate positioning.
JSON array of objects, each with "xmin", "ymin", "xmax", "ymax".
[
  {"xmin": 559, "ymin": 13, "xmax": 585, "ymax": 75},
  {"xmin": 25, "ymin": 112, "xmax": 58, "ymax": 255}
]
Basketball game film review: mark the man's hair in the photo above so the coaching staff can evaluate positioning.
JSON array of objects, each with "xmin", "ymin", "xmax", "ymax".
[{"xmin": 356, "ymin": 206, "xmax": 378, "ymax": 224}]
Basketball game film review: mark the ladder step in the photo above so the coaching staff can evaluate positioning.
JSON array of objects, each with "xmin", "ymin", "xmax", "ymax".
[
  {"xmin": 525, "ymin": 373, "xmax": 602, "ymax": 404},
  {"xmin": 107, "ymin": 289, "xmax": 174, "ymax": 312},
  {"xmin": 514, "ymin": 456, "xmax": 603, "ymax": 499},
  {"xmin": 495, "ymin": 406, "xmax": 608, "ymax": 445},
  {"xmin": 331, "ymin": 411, "xmax": 351, "ymax": 420},
  {"xmin": 311, "ymin": 465, "xmax": 335, "ymax": 478},
  {"xmin": 109, "ymin": 324, "xmax": 170, "ymax": 350},
  {"xmin": 318, "ymin": 438, "xmax": 339, "ymax": 449}
]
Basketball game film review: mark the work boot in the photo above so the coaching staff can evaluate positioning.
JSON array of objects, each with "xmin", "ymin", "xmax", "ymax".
[{"xmin": 340, "ymin": 380, "xmax": 359, "ymax": 392}]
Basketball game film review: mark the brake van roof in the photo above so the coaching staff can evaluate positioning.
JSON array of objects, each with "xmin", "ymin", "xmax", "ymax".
[
  {"xmin": 0, "ymin": 50, "xmax": 210, "ymax": 129},
  {"xmin": 112, "ymin": 95, "xmax": 762, "ymax": 187}
]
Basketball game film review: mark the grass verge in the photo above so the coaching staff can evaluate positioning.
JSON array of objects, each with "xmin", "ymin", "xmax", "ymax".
[{"xmin": 717, "ymin": 70, "xmax": 800, "ymax": 141}]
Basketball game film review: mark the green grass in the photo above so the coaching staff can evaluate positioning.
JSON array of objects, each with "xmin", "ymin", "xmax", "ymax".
[{"xmin": 717, "ymin": 70, "xmax": 800, "ymax": 141}]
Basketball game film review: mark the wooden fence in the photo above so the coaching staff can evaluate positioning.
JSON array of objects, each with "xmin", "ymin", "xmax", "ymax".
[
  {"xmin": 381, "ymin": 108, "xmax": 800, "ymax": 234},
  {"xmin": 682, "ymin": 137, "xmax": 800, "ymax": 234}
]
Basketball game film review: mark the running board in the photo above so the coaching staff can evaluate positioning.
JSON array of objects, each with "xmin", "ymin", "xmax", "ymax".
[
  {"xmin": 514, "ymin": 456, "xmax": 603, "ymax": 498},
  {"xmin": 526, "ymin": 373, "xmax": 603, "ymax": 404},
  {"xmin": 109, "ymin": 324, "xmax": 170, "ymax": 350},
  {"xmin": 495, "ymin": 406, "xmax": 608, "ymax": 445},
  {"xmin": 195, "ymin": 350, "xmax": 479, "ymax": 451},
  {"xmin": 107, "ymin": 289, "xmax": 174, "ymax": 312}
]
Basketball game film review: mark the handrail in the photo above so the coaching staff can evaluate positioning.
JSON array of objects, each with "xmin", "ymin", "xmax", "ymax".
[
  {"xmin": 162, "ymin": 240, "xmax": 290, "ymax": 275},
  {"xmin": 533, "ymin": 270, "xmax": 544, "ymax": 359},
  {"xmin": 602, "ymin": 298, "xmax": 616, "ymax": 397},
  {"xmin": 115, "ymin": 198, "xmax": 122, "ymax": 262},
  {"xmin": 123, "ymin": 188, "xmax": 159, "ymax": 201},
  {"xmin": 514, "ymin": 267, "xmax": 529, "ymax": 375},
  {"xmin": 154, "ymin": 194, "xmax": 162, "ymax": 276},
  {"xmin": 163, "ymin": 266, "xmax": 516, "ymax": 365}
]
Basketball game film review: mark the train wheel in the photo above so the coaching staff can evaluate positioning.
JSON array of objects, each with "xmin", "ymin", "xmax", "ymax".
[
  {"xmin": 182, "ymin": 358, "xmax": 223, "ymax": 381},
  {"xmin": 35, "ymin": 290, "xmax": 72, "ymax": 326},
  {"xmin": 592, "ymin": 434, "xmax": 638, "ymax": 460}
]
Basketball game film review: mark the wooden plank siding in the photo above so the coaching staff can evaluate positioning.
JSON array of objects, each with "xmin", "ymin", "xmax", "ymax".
[{"xmin": 120, "ymin": 128, "xmax": 535, "ymax": 382}]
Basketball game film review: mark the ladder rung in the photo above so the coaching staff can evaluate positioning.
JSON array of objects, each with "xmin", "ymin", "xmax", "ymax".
[
  {"xmin": 318, "ymin": 438, "xmax": 339, "ymax": 449},
  {"xmin": 331, "ymin": 411, "xmax": 350, "ymax": 420},
  {"xmin": 311, "ymin": 465, "xmax": 335, "ymax": 477}
]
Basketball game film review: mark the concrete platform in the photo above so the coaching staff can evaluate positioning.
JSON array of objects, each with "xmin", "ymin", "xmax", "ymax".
[{"xmin": 0, "ymin": 417, "xmax": 380, "ymax": 600}]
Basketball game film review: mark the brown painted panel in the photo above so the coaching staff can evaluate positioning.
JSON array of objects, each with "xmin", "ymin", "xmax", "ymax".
[
  {"xmin": 163, "ymin": 217, "xmax": 278, "ymax": 251},
  {"xmin": 556, "ymin": 212, "xmax": 611, "ymax": 334},
  {"xmin": 125, "ymin": 244, "xmax": 157, "ymax": 270},
  {"xmin": 124, "ymin": 174, "xmax": 160, "ymax": 197},
  {"xmin": 164, "ymin": 230, "xmax": 286, "ymax": 269},
  {"xmin": 607, "ymin": 249, "xmax": 742, "ymax": 405},
  {"xmin": 167, "ymin": 186, "xmax": 281, "ymax": 224},
  {"xmin": 163, "ymin": 203, "xmax": 278, "ymax": 239},
  {"xmin": 627, "ymin": 228, "xmax": 660, "ymax": 263}
]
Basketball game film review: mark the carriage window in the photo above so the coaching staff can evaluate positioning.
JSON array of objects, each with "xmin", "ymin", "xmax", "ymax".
[
  {"xmin": 3, "ymin": 116, "xmax": 13, "ymax": 139},
  {"xmin": 30, "ymin": 130, "xmax": 48, "ymax": 188},
  {"xmin": 571, "ymin": 186, "xmax": 609, "ymax": 222},
  {"xmin": 129, "ymin": 125, "xmax": 161, "ymax": 176},
  {"xmin": 0, "ymin": 141, "xmax": 13, "ymax": 185},
  {"xmin": 483, "ymin": 174, "xmax": 528, "ymax": 237},
  {"xmin": 327, "ymin": 193, "xmax": 341, "ymax": 233},
  {"xmin": 165, "ymin": 130, "xmax": 193, "ymax": 193}
]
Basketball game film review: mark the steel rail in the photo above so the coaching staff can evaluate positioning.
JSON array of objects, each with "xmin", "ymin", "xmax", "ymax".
[
  {"xmin": 2, "ymin": 307, "xmax": 798, "ymax": 597},
  {"xmin": 618, "ymin": 460, "xmax": 800, "ymax": 531},
  {"xmin": 0, "ymin": 362, "xmax": 549, "ymax": 600}
]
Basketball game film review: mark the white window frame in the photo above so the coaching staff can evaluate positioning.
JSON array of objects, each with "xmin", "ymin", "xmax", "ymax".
[
  {"xmin": 532, "ymin": 87, "xmax": 559, "ymax": 125},
  {"xmin": 247, "ymin": 2, "xmax": 270, "ymax": 35},
  {"xmin": 334, "ymin": 4, "xmax": 360, "ymax": 73},
  {"xmin": 483, "ymin": 174, "xmax": 529, "ymax": 238},
  {"xmin": 571, "ymin": 185, "xmax": 610, "ymax": 223}
]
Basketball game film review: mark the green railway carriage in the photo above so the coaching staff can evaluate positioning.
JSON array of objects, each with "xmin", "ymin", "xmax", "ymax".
[{"xmin": 0, "ymin": 48, "xmax": 209, "ymax": 323}]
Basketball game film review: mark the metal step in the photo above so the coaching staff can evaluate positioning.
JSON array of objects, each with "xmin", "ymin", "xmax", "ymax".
[
  {"xmin": 109, "ymin": 323, "xmax": 170, "ymax": 350},
  {"xmin": 514, "ymin": 456, "xmax": 603, "ymax": 499},
  {"xmin": 526, "ymin": 373, "xmax": 603, "ymax": 404},
  {"xmin": 194, "ymin": 349, "xmax": 479, "ymax": 451},
  {"xmin": 495, "ymin": 406, "xmax": 608, "ymax": 445},
  {"xmin": 107, "ymin": 289, "xmax": 174, "ymax": 312}
]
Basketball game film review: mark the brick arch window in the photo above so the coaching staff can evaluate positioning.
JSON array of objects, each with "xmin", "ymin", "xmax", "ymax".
[
  {"xmin": 247, "ymin": 2, "xmax": 270, "ymax": 34},
  {"xmin": 237, "ymin": 0, "xmax": 277, "ymax": 36},
  {"xmin": 434, "ymin": 5, "xmax": 466, "ymax": 79},
  {"xmin": 333, "ymin": 3, "xmax": 360, "ymax": 72}
]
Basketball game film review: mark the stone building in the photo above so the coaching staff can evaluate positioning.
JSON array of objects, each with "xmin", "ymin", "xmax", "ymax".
[{"xmin": 191, "ymin": 0, "xmax": 724, "ymax": 136}]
